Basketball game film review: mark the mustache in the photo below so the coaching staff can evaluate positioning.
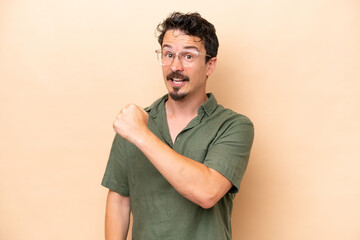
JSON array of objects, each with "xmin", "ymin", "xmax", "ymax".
[{"xmin": 166, "ymin": 72, "xmax": 189, "ymax": 81}]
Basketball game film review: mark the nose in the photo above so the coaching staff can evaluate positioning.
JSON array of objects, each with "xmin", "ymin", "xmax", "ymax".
[{"xmin": 170, "ymin": 56, "xmax": 184, "ymax": 72}]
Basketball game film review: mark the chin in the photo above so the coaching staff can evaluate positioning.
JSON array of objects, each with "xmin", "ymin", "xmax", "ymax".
[{"xmin": 169, "ymin": 92, "xmax": 187, "ymax": 101}]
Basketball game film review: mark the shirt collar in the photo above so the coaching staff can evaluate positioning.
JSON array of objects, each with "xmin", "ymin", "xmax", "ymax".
[{"xmin": 199, "ymin": 93, "xmax": 218, "ymax": 116}]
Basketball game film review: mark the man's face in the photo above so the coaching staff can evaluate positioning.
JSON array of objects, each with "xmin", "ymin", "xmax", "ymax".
[{"xmin": 161, "ymin": 29, "xmax": 216, "ymax": 101}]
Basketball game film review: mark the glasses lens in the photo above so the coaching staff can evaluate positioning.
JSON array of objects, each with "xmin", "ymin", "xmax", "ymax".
[
  {"xmin": 155, "ymin": 49, "xmax": 199, "ymax": 67},
  {"xmin": 161, "ymin": 50, "xmax": 174, "ymax": 65},
  {"xmin": 180, "ymin": 51, "xmax": 196, "ymax": 65}
]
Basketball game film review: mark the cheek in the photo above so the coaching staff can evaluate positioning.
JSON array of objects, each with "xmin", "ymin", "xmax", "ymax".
[
  {"xmin": 162, "ymin": 66, "xmax": 169, "ymax": 78},
  {"xmin": 192, "ymin": 66, "xmax": 207, "ymax": 78}
]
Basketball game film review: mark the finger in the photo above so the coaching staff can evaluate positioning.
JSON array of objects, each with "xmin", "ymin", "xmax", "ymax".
[{"xmin": 119, "ymin": 105, "xmax": 131, "ymax": 114}]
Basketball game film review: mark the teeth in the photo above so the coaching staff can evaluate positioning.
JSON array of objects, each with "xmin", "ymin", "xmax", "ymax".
[{"xmin": 172, "ymin": 78, "xmax": 183, "ymax": 83}]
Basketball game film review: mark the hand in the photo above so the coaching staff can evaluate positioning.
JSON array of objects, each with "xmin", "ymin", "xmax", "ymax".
[{"xmin": 113, "ymin": 104, "xmax": 149, "ymax": 145}]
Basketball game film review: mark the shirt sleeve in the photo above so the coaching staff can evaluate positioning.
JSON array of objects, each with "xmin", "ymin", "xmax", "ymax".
[
  {"xmin": 204, "ymin": 117, "xmax": 254, "ymax": 193},
  {"xmin": 101, "ymin": 134, "xmax": 129, "ymax": 196}
]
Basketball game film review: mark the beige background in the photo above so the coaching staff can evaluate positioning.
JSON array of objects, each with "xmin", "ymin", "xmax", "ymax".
[{"xmin": 1, "ymin": 0, "xmax": 360, "ymax": 239}]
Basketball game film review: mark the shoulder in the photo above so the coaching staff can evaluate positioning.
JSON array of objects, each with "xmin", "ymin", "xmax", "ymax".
[
  {"xmin": 201, "ymin": 104, "xmax": 254, "ymax": 146},
  {"xmin": 212, "ymin": 104, "xmax": 254, "ymax": 129},
  {"xmin": 204, "ymin": 93, "xmax": 253, "ymax": 127}
]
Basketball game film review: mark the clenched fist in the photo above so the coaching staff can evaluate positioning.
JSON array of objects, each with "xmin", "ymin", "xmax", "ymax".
[{"xmin": 113, "ymin": 104, "xmax": 149, "ymax": 145}]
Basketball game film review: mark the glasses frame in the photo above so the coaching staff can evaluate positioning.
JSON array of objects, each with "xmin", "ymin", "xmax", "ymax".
[{"xmin": 155, "ymin": 49, "xmax": 212, "ymax": 67}]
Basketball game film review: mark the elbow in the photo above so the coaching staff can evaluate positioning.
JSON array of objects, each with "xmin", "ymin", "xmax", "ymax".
[
  {"xmin": 191, "ymin": 184, "xmax": 229, "ymax": 209},
  {"xmin": 184, "ymin": 190, "xmax": 218, "ymax": 209},
  {"xmin": 199, "ymin": 200, "xmax": 216, "ymax": 209},
  {"xmin": 197, "ymin": 193, "xmax": 219, "ymax": 209}
]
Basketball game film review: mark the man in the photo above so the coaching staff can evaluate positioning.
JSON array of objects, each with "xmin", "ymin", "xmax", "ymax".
[{"xmin": 102, "ymin": 12, "xmax": 254, "ymax": 240}]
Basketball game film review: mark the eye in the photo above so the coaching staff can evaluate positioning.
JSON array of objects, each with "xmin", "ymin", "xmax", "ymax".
[
  {"xmin": 163, "ymin": 51, "xmax": 174, "ymax": 59},
  {"xmin": 182, "ymin": 52, "xmax": 195, "ymax": 61}
]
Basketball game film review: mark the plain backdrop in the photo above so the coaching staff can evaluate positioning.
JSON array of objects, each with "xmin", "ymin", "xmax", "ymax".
[{"xmin": 1, "ymin": 0, "xmax": 359, "ymax": 239}]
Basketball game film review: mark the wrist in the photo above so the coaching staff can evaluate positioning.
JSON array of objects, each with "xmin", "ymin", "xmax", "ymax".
[{"xmin": 132, "ymin": 128, "xmax": 152, "ymax": 148}]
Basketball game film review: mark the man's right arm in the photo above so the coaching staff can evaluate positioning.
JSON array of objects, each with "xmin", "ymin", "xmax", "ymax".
[{"xmin": 105, "ymin": 190, "xmax": 131, "ymax": 240}]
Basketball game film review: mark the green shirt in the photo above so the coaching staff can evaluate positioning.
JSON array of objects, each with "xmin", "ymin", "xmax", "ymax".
[{"xmin": 102, "ymin": 93, "xmax": 254, "ymax": 240}]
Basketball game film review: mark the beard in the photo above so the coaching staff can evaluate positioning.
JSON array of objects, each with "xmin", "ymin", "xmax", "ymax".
[
  {"xmin": 169, "ymin": 88, "xmax": 187, "ymax": 101},
  {"xmin": 166, "ymin": 71, "xmax": 189, "ymax": 101}
]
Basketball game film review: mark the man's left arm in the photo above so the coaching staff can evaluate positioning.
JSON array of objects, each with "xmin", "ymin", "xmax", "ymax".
[{"xmin": 113, "ymin": 103, "xmax": 253, "ymax": 209}]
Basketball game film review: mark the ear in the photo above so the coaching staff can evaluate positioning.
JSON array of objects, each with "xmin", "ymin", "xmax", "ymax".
[{"xmin": 206, "ymin": 57, "xmax": 217, "ymax": 77}]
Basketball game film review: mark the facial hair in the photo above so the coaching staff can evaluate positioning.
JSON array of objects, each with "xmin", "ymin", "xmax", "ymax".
[{"xmin": 166, "ymin": 72, "xmax": 190, "ymax": 101}]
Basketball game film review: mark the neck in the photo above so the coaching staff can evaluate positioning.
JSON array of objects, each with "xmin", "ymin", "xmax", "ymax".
[{"xmin": 165, "ymin": 93, "xmax": 208, "ymax": 117}]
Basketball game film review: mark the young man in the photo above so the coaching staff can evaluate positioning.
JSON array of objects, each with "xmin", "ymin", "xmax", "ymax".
[{"xmin": 102, "ymin": 12, "xmax": 254, "ymax": 240}]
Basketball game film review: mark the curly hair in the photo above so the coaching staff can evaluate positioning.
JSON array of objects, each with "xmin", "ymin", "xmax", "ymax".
[{"xmin": 156, "ymin": 12, "xmax": 219, "ymax": 63}]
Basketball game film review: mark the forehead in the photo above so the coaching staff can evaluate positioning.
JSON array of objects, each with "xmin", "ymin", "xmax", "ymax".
[{"xmin": 162, "ymin": 29, "xmax": 204, "ymax": 51}]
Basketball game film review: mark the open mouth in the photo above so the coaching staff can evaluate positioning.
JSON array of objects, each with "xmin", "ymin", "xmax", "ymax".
[
  {"xmin": 167, "ymin": 73, "xmax": 189, "ymax": 85},
  {"xmin": 171, "ymin": 78, "xmax": 186, "ymax": 84}
]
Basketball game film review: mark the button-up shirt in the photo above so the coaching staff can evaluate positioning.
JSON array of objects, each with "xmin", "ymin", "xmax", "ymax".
[{"xmin": 102, "ymin": 93, "xmax": 254, "ymax": 240}]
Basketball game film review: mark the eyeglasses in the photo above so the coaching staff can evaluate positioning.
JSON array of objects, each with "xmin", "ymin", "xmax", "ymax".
[{"xmin": 155, "ymin": 49, "xmax": 212, "ymax": 67}]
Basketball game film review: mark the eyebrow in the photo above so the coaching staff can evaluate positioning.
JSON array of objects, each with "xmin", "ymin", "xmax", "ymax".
[
  {"xmin": 162, "ymin": 44, "xmax": 199, "ymax": 52},
  {"xmin": 184, "ymin": 46, "xmax": 199, "ymax": 51}
]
